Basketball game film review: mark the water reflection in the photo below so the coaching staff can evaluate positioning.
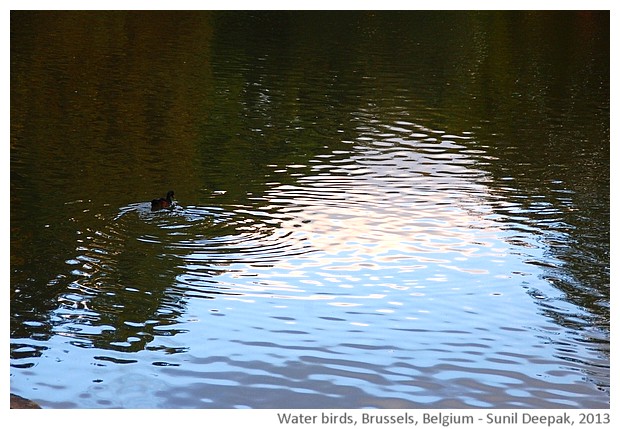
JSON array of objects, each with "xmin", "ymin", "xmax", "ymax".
[{"xmin": 11, "ymin": 11, "xmax": 608, "ymax": 408}]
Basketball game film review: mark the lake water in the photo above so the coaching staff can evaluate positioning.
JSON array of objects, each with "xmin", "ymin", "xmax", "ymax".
[{"xmin": 10, "ymin": 11, "xmax": 609, "ymax": 408}]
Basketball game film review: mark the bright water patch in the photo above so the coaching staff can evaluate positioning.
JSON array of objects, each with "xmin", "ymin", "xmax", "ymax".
[{"xmin": 17, "ymin": 125, "xmax": 606, "ymax": 408}]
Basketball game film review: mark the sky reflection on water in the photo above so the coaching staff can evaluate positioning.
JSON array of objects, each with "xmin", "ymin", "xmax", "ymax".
[{"xmin": 11, "ymin": 11, "xmax": 609, "ymax": 408}]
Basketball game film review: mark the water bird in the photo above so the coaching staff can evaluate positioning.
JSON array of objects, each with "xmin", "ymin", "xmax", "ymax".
[{"xmin": 151, "ymin": 190, "xmax": 175, "ymax": 211}]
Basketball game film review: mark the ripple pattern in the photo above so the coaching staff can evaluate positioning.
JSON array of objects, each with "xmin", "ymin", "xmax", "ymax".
[
  {"xmin": 10, "ymin": 11, "xmax": 609, "ymax": 409},
  {"xmin": 24, "ymin": 122, "xmax": 606, "ymax": 408}
]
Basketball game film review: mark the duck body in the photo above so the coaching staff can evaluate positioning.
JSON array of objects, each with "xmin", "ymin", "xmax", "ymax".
[{"xmin": 151, "ymin": 190, "xmax": 175, "ymax": 211}]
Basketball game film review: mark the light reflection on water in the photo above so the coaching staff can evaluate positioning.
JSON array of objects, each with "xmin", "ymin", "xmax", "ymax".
[
  {"xmin": 17, "ymin": 125, "xmax": 606, "ymax": 409},
  {"xmin": 10, "ymin": 11, "xmax": 608, "ymax": 409}
]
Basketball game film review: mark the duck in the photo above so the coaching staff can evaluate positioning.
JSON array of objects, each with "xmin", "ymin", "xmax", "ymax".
[{"xmin": 151, "ymin": 190, "xmax": 175, "ymax": 211}]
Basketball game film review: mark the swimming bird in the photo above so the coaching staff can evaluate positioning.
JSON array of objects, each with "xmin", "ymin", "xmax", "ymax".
[{"xmin": 151, "ymin": 190, "xmax": 175, "ymax": 211}]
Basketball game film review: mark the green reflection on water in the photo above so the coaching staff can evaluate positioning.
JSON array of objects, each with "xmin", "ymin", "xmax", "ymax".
[{"xmin": 11, "ymin": 11, "xmax": 609, "ymax": 407}]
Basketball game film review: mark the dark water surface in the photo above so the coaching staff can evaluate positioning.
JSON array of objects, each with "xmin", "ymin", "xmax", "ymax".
[{"xmin": 10, "ymin": 11, "xmax": 609, "ymax": 408}]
